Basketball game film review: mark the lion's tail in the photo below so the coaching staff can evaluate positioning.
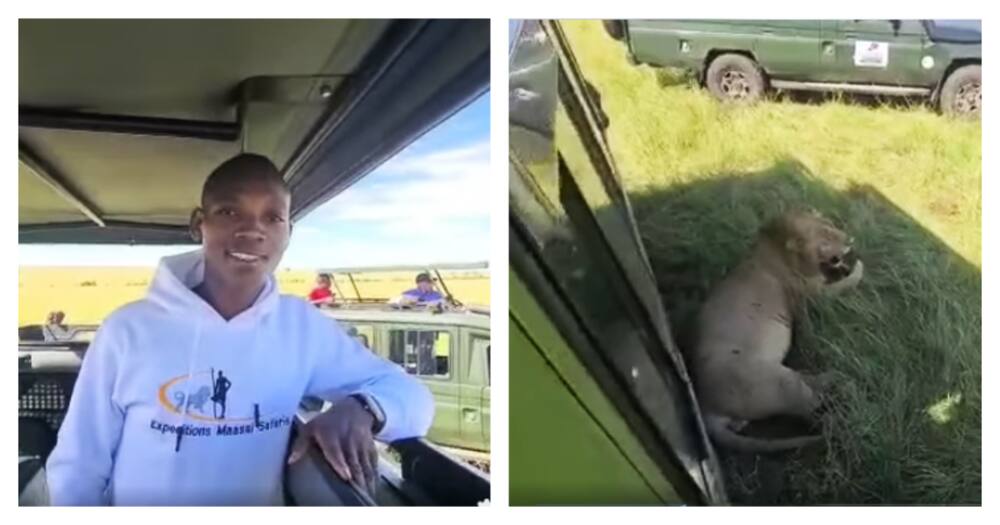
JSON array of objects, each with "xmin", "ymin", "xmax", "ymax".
[{"xmin": 705, "ymin": 415, "xmax": 823, "ymax": 453}]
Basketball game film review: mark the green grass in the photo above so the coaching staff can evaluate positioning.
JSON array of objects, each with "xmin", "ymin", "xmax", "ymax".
[{"xmin": 561, "ymin": 21, "xmax": 982, "ymax": 505}]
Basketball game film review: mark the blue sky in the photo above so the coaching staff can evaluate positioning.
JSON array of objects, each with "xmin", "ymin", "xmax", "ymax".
[{"xmin": 18, "ymin": 95, "xmax": 491, "ymax": 269}]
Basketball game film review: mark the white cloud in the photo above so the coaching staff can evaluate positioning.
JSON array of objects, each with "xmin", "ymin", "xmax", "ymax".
[
  {"xmin": 311, "ymin": 140, "xmax": 491, "ymax": 226},
  {"xmin": 375, "ymin": 215, "xmax": 488, "ymax": 239},
  {"xmin": 385, "ymin": 141, "xmax": 491, "ymax": 178},
  {"xmin": 281, "ymin": 233, "xmax": 488, "ymax": 269},
  {"xmin": 18, "ymin": 141, "xmax": 492, "ymax": 269}
]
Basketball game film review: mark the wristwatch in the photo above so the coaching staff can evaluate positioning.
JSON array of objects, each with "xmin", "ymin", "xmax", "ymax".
[{"xmin": 349, "ymin": 393, "xmax": 386, "ymax": 434}]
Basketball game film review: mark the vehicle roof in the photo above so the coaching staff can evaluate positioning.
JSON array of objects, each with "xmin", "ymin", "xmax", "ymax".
[
  {"xmin": 319, "ymin": 262, "xmax": 488, "ymax": 274},
  {"xmin": 17, "ymin": 300, "xmax": 492, "ymax": 336},
  {"xmin": 19, "ymin": 19, "xmax": 489, "ymax": 244},
  {"xmin": 324, "ymin": 306, "xmax": 491, "ymax": 331}
]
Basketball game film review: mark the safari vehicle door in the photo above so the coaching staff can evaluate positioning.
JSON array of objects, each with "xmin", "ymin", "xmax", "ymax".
[
  {"xmin": 509, "ymin": 20, "xmax": 726, "ymax": 505},
  {"xmin": 19, "ymin": 18, "xmax": 489, "ymax": 506},
  {"xmin": 750, "ymin": 20, "xmax": 822, "ymax": 80},
  {"xmin": 824, "ymin": 20, "xmax": 931, "ymax": 86},
  {"xmin": 386, "ymin": 323, "xmax": 463, "ymax": 447},
  {"xmin": 458, "ymin": 328, "xmax": 491, "ymax": 451}
]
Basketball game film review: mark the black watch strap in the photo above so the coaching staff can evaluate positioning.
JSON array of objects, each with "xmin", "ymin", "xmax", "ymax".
[{"xmin": 349, "ymin": 394, "xmax": 385, "ymax": 434}]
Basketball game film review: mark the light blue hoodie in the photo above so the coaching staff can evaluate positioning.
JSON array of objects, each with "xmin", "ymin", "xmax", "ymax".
[{"xmin": 45, "ymin": 250, "xmax": 434, "ymax": 506}]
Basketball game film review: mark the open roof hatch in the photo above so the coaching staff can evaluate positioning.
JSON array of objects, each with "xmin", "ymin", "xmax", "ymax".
[{"xmin": 19, "ymin": 19, "xmax": 489, "ymax": 245}]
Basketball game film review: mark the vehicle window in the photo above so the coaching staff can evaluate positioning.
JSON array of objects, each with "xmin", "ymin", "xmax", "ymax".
[
  {"xmin": 925, "ymin": 20, "xmax": 981, "ymax": 43},
  {"xmin": 896, "ymin": 20, "xmax": 925, "ymax": 35},
  {"xmin": 470, "ymin": 335, "xmax": 491, "ymax": 386},
  {"xmin": 388, "ymin": 329, "xmax": 451, "ymax": 378},
  {"xmin": 839, "ymin": 20, "xmax": 922, "ymax": 38},
  {"xmin": 840, "ymin": 20, "xmax": 901, "ymax": 35}
]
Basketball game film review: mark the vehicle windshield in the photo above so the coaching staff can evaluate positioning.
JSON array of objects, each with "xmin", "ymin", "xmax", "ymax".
[{"xmin": 924, "ymin": 20, "xmax": 981, "ymax": 43}]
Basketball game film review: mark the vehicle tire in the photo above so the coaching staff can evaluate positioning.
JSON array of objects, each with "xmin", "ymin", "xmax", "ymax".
[
  {"xmin": 939, "ymin": 64, "xmax": 981, "ymax": 118},
  {"xmin": 705, "ymin": 53, "xmax": 766, "ymax": 104}
]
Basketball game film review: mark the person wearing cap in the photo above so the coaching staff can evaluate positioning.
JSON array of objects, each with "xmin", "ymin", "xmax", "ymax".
[{"xmin": 400, "ymin": 273, "xmax": 444, "ymax": 306}]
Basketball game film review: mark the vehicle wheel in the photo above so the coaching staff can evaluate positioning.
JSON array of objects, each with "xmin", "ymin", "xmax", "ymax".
[
  {"xmin": 940, "ymin": 65, "xmax": 981, "ymax": 118},
  {"xmin": 705, "ymin": 54, "xmax": 766, "ymax": 104}
]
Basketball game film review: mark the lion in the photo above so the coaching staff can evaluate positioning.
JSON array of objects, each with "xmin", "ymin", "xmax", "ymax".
[
  {"xmin": 173, "ymin": 385, "xmax": 212, "ymax": 415},
  {"xmin": 691, "ymin": 209, "xmax": 863, "ymax": 453}
]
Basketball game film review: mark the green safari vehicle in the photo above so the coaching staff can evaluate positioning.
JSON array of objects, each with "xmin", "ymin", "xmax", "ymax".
[
  {"xmin": 510, "ymin": 20, "xmax": 726, "ymax": 505},
  {"xmin": 318, "ymin": 281, "xmax": 491, "ymax": 471},
  {"xmin": 604, "ymin": 19, "xmax": 981, "ymax": 116}
]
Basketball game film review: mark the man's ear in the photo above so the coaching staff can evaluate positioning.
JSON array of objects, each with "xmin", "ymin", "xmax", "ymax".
[{"xmin": 190, "ymin": 208, "xmax": 204, "ymax": 243}]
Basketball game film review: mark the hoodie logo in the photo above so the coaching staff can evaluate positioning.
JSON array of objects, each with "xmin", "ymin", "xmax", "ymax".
[
  {"xmin": 211, "ymin": 370, "xmax": 232, "ymax": 419},
  {"xmin": 158, "ymin": 370, "xmax": 252, "ymax": 424},
  {"xmin": 152, "ymin": 369, "xmax": 293, "ymax": 445}
]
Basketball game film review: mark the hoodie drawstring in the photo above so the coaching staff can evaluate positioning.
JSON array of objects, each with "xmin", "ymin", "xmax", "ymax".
[
  {"xmin": 175, "ymin": 317, "xmax": 204, "ymax": 453},
  {"xmin": 252, "ymin": 322, "xmax": 263, "ymax": 429}
]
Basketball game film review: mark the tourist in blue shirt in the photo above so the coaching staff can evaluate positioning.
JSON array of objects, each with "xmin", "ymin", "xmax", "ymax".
[{"xmin": 400, "ymin": 273, "xmax": 444, "ymax": 305}]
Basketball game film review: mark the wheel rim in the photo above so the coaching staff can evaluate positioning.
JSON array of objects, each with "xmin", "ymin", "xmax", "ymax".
[
  {"xmin": 954, "ymin": 81, "xmax": 981, "ymax": 114},
  {"xmin": 720, "ymin": 69, "xmax": 752, "ymax": 100}
]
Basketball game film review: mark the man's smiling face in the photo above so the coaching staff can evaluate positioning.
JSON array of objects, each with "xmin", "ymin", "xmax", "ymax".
[{"xmin": 191, "ymin": 155, "xmax": 292, "ymax": 289}]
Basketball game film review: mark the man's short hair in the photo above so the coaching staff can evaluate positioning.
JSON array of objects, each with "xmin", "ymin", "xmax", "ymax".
[
  {"xmin": 415, "ymin": 272, "xmax": 433, "ymax": 284},
  {"xmin": 201, "ymin": 153, "xmax": 289, "ymax": 207}
]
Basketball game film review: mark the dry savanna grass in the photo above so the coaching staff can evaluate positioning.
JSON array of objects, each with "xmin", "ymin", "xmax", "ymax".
[
  {"xmin": 562, "ymin": 21, "xmax": 981, "ymax": 504},
  {"xmin": 19, "ymin": 266, "xmax": 490, "ymax": 327}
]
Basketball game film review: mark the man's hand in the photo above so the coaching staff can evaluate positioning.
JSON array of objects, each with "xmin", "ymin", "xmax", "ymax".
[
  {"xmin": 288, "ymin": 397, "xmax": 379, "ymax": 496},
  {"xmin": 399, "ymin": 295, "xmax": 418, "ymax": 306}
]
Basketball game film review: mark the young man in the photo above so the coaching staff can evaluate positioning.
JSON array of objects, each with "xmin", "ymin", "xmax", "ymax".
[{"xmin": 46, "ymin": 154, "xmax": 434, "ymax": 506}]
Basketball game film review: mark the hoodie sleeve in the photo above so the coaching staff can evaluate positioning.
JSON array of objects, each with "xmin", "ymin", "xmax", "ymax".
[
  {"xmin": 304, "ymin": 315, "xmax": 434, "ymax": 443},
  {"xmin": 45, "ymin": 322, "xmax": 125, "ymax": 506}
]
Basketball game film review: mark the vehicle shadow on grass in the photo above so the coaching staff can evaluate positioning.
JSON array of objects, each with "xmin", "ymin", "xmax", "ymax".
[{"xmin": 625, "ymin": 159, "xmax": 981, "ymax": 504}]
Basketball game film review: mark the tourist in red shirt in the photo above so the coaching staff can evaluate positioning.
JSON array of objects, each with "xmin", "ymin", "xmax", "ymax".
[{"xmin": 308, "ymin": 273, "xmax": 336, "ymax": 307}]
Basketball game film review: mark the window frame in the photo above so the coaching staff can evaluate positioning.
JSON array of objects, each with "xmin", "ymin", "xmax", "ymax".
[
  {"xmin": 469, "ymin": 333, "xmax": 491, "ymax": 387},
  {"xmin": 386, "ymin": 326, "xmax": 455, "ymax": 380}
]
